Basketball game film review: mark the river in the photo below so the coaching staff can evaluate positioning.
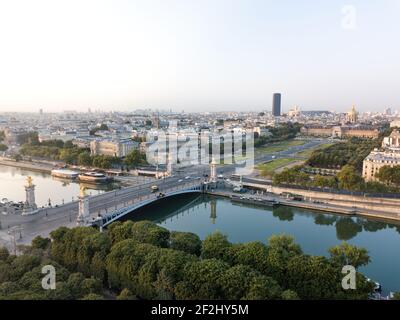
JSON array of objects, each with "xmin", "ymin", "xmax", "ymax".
[
  {"xmin": 128, "ymin": 194, "xmax": 400, "ymax": 295},
  {"xmin": 0, "ymin": 165, "xmax": 119, "ymax": 207}
]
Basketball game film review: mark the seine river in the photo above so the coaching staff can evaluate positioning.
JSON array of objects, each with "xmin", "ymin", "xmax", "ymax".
[
  {"xmin": 0, "ymin": 165, "xmax": 119, "ymax": 207},
  {"xmin": 2, "ymin": 165, "xmax": 400, "ymax": 295},
  {"xmin": 128, "ymin": 194, "xmax": 400, "ymax": 295}
]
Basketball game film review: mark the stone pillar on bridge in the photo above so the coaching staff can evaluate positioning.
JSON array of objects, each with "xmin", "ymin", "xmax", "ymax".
[
  {"xmin": 167, "ymin": 152, "xmax": 173, "ymax": 176},
  {"xmin": 77, "ymin": 186, "xmax": 89, "ymax": 226},
  {"xmin": 210, "ymin": 157, "xmax": 217, "ymax": 182},
  {"xmin": 22, "ymin": 176, "xmax": 37, "ymax": 215}
]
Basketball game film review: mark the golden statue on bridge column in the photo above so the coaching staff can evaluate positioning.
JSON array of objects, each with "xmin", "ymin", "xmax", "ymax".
[
  {"xmin": 79, "ymin": 185, "xmax": 87, "ymax": 198},
  {"xmin": 26, "ymin": 176, "xmax": 34, "ymax": 187}
]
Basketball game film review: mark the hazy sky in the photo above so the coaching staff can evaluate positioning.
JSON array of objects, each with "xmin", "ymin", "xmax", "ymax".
[{"xmin": 0, "ymin": 0, "xmax": 399, "ymax": 113}]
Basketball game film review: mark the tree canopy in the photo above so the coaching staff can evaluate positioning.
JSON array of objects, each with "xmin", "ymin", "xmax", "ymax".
[{"xmin": 0, "ymin": 221, "xmax": 377, "ymax": 300}]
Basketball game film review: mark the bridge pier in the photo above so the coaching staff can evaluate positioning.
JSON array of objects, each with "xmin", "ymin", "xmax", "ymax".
[{"xmin": 77, "ymin": 186, "xmax": 89, "ymax": 226}]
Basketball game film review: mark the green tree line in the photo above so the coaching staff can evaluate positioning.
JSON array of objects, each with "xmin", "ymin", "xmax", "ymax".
[
  {"xmin": 0, "ymin": 220, "xmax": 384, "ymax": 300},
  {"xmin": 254, "ymin": 123, "xmax": 302, "ymax": 148},
  {"xmin": 273, "ymin": 164, "xmax": 398, "ymax": 193},
  {"xmin": 306, "ymin": 137, "xmax": 381, "ymax": 172},
  {"xmin": 18, "ymin": 138, "xmax": 147, "ymax": 169}
]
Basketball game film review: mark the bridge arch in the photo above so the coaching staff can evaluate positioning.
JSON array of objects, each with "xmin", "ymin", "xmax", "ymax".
[{"xmin": 92, "ymin": 185, "xmax": 204, "ymax": 228}]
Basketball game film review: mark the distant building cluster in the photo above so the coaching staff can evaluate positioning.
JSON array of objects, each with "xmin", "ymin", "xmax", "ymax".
[
  {"xmin": 300, "ymin": 106, "xmax": 380, "ymax": 139},
  {"xmin": 1, "ymin": 98, "xmax": 399, "ymax": 172}
]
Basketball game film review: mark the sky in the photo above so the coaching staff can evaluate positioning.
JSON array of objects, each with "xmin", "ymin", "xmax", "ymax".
[{"xmin": 0, "ymin": 0, "xmax": 399, "ymax": 113}]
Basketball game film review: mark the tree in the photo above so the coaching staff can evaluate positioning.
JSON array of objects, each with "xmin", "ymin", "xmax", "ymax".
[
  {"xmin": 337, "ymin": 165, "xmax": 364, "ymax": 190},
  {"xmin": 117, "ymin": 288, "xmax": 137, "ymax": 300},
  {"xmin": 106, "ymin": 240, "xmax": 159, "ymax": 293},
  {"xmin": 13, "ymin": 153, "xmax": 22, "ymax": 162},
  {"xmin": 230, "ymin": 241, "xmax": 269, "ymax": 274},
  {"xmin": 31, "ymin": 236, "xmax": 51, "ymax": 250},
  {"xmin": 107, "ymin": 221, "xmax": 135, "ymax": 244},
  {"xmin": 64, "ymin": 140, "xmax": 74, "ymax": 149},
  {"xmin": 77, "ymin": 151, "xmax": 92, "ymax": 166},
  {"xmin": 328, "ymin": 242, "xmax": 370, "ymax": 269},
  {"xmin": 81, "ymin": 277, "xmax": 102, "ymax": 295},
  {"xmin": 124, "ymin": 150, "xmax": 147, "ymax": 167},
  {"xmin": 9, "ymin": 255, "xmax": 41, "ymax": 282},
  {"xmin": 273, "ymin": 167, "xmax": 310, "ymax": 186},
  {"xmin": 244, "ymin": 274, "xmax": 283, "ymax": 300},
  {"xmin": 131, "ymin": 221, "xmax": 170, "ymax": 248},
  {"xmin": 201, "ymin": 232, "xmax": 232, "ymax": 262},
  {"xmin": 169, "ymin": 231, "xmax": 202, "ymax": 256},
  {"xmin": 0, "ymin": 247, "xmax": 9, "ymax": 261},
  {"xmin": 81, "ymin": 293, "xmax": 104, "ymax": 300},
  {"xmin": 0, "ymin": 144, "xmax": 8, "ymax": 152},
  {"xmin": 281, "ymin": 290, "xmax": 300, "ymax": 300},
  {"xmin": 266, "ymin": 235, "xmax": 302, "ymax": 283},
  {"xmin": 314, "ymin": 175, "xmax": 338, "ymax": 189},
  {"xmin": 376, "ymin": 165, "xmax": 400, "ymax": 186},
  {"xmin": 286, "ymin": 255, "xmax": 339, "ymax": 299},
  {"xmin": 177, "ymin": 259, "xmax": 230, "ymax": 300},
  {"xmin": 218, "ymin": 264, "xmax": 257, "ymax": 299}
]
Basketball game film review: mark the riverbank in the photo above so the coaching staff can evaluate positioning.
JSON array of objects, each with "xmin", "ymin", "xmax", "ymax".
[
  {"xmin": 209, "ymin": 190, "xmax": 400, "ymax": 225},
  {"xmin": 0, "ymin": 157, "xmax": 53, "ymax": 174}
]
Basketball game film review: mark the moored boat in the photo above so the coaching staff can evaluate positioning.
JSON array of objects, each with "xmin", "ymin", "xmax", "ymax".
[
  {"xmin": 51, "ymin": 169, "xmax": 79, "ymax": 179},
  {"xmin": 230, "ymin": 194, "xmax": 278, "ymax": 207},
  {"xmin": 78, "ymin": 172, "xmax": 111, "ymax": 183}
]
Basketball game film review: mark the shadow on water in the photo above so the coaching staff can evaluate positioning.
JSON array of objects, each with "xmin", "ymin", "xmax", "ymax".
[
  {"xmin": 121, "ymin": 194, "xmax": 400, "ymax": 241},
  {"xmin": 121, "ymin": 193, "xmax": 205, "ymax": 223}
]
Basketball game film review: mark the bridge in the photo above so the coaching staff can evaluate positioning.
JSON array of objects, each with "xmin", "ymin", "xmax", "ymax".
[
  {"xmin": 89, "ymin": 179, "xmax": 204, "ymax": 229},
  {"xmin": 0, "ymin": 176, "xmax": 209, "ymax": 250}
]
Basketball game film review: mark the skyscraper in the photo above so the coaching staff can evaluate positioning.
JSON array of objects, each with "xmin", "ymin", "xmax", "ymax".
[{"xmin": 272, "ymin": 93, "xmax": 281, "ymax": 117}]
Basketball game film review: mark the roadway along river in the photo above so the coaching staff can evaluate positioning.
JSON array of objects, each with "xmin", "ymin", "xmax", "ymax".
[{"xmin": 127, "ymin": 194, "xmax": 400, "ymax": 296}]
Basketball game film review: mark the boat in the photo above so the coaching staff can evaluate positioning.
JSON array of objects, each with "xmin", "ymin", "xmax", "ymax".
[
  {"xmin": 230, "ymin": 194, "xmax": 278, "ymax": 207},
  {"xmin": 78, "ymin": 172, "xmax": 111, "ymax": 183},
  {"xmin": 51, "ymin": 169, "xmax": 79, "ymax": 179}
]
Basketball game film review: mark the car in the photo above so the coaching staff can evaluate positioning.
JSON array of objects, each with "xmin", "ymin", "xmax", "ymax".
[
  {"xmin": 217, "ymin": 174, "xmax": 224, "ymax": 178},
  {"xmin": 184, "ymin": 176, "xmax": 190, "ymax": 180},
  {"xmin": 178, "ymin": 179, "xmax": 183, "ymax": 183},
  {"xmin": 151, "ymin": 185, "xmax": 159, "ymax": 193}
]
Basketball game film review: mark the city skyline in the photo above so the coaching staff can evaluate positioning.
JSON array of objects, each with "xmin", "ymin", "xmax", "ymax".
[{"xmin": 0, "ymin": 0, "xmax": 399, "ymax": 113}]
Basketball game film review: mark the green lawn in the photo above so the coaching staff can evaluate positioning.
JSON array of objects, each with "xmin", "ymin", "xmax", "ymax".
[
  {"xmin": 296, "ymin": 143, "xmax": 334, "ymax": 158},
  {"xmin": 256, "ymin": 158, "xmax": 298, "ymax": 176},
  {"xmin": 255, "ymin": 140, "xmax": 307, "ymax": 155}
]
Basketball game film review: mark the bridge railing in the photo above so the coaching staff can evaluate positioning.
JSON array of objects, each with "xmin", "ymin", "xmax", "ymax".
[{"xmin": 87, "ymin": 179, "xmax": 204, "ymax": 226}]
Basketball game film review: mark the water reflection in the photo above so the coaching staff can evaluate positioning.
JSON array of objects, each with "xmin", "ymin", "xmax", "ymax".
[
  {"xmin": 128, "ymin": 194, "xmax": 400, "ymax": 240},
  {"xmin": 126, "ymin": 194, "xmax": 400, "ymax": 294},
  {"xmin": 272, "ymin": 206, "xmax": 294, "ymax": 222},
  {"xmin": 0, "ymin": 165, "xmax": 120, "ymax": 206}
]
